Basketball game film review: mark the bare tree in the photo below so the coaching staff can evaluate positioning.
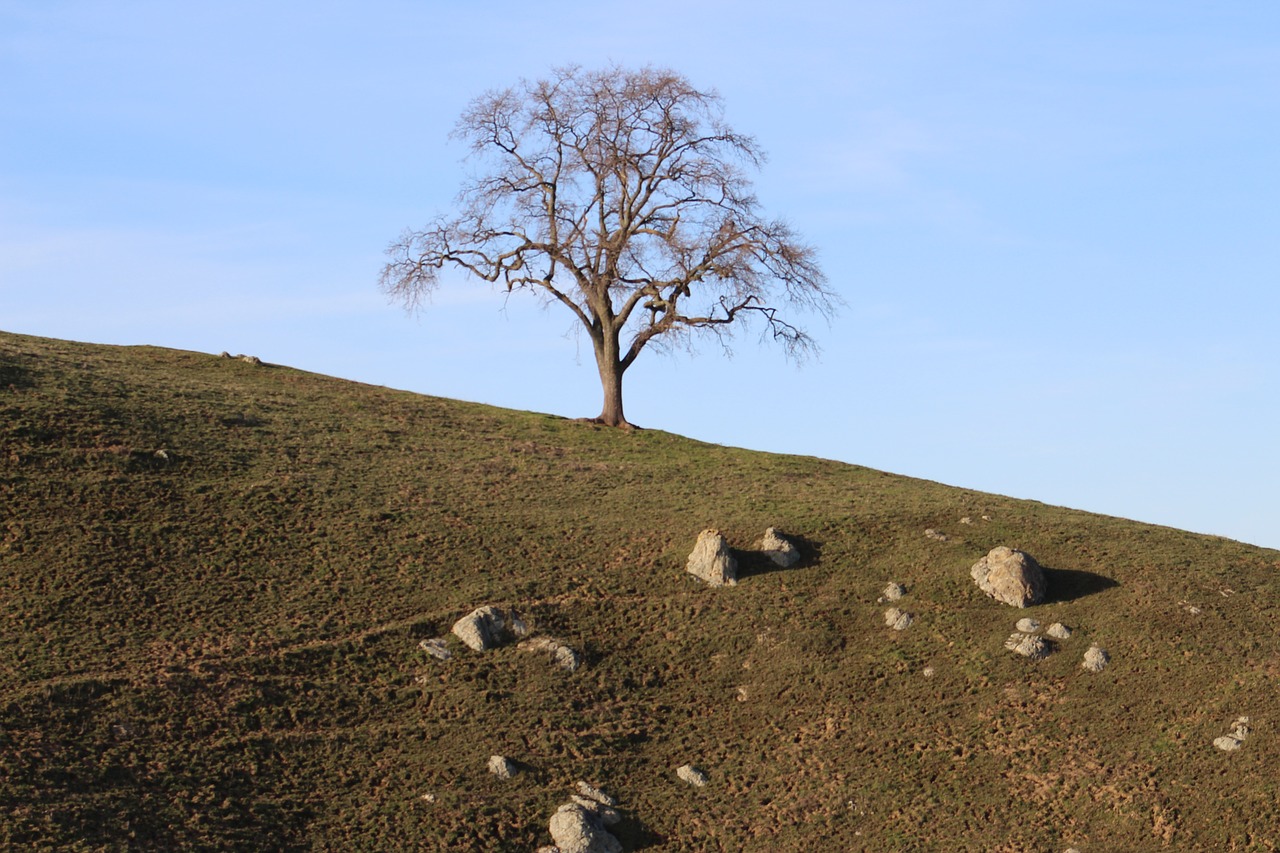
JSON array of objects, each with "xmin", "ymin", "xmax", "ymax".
[{"xmin": 381, "ymin": 64, "xmax": 835, "ymax": 428}]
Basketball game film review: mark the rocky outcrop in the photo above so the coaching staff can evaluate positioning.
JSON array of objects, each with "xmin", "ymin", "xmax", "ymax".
[
  {"xmin": 451, "ymin": 605, "xmax": 528, "ymax": 651},
  {"xmin": 970, "ymin": 546, "xmax": 1047, "ymax": 608},
  {"xmin": 686, "ymin": 529, "xmax": 737, "ymax": 586},
  {"xmin": 755, "ymin": 527, "xmax": 800, "ymax": 567}
]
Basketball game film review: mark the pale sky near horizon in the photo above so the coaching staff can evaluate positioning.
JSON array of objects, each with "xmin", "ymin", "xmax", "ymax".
[{"xmin": 3, "ymin": 1, "xmax": 1278, "ymax": 550}]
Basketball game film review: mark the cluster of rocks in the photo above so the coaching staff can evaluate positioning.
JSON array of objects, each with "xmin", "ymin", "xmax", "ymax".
[
  {"xmin": 417, "ymin": 604, "xmax": 582, "ymax": 673},
  {"xmin": 879, "ymin": 582, "xmax": 913, "ymax": 631},
  {"xmin": 536, "ymin": 782, "xmax": 623, "ymax": 853},
  {"xmin": 1004, "ymin": 618, "xmax": 1059, "ymax": 660},
  {"xmin": 999, "ymin": 612, "xmax": 1110, "ymax": 672},
  {"xmin": 218, "ymin": 351, "xmax": 262, "ymax": 365},
  {"xmin": 685, "ymin": 527, "xmax": 800, "ymax": 586},
  {"xmin": 971, "ymin": 546, "xmax": 1046, "ymax": 608},
  {"xmin": 1214, "ymin": 716, "xmax": 1251, "ymax": 752}
]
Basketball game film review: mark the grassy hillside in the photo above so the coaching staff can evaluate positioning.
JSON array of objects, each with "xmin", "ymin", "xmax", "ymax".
[{"xmin": 2, "ymin": 329, "xmax": 1277, "ymax": 851}]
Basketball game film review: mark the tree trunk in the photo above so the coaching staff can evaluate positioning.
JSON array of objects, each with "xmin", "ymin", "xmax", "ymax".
[{"xmin": 592, "ymin": 333, "xmax": 630, "ymax": 428}]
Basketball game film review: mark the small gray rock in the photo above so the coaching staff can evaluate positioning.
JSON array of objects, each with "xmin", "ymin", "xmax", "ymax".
[
  {"xmin": 1045, "ymin": 622, "xmax": 1072, "ymax": 640},
  {"xmin": 882, "ymin": 582, "xmax": 906, "ymax": 602},
  {"xmin": 418, "ymin": 637, "xmax": 452, "ymax": 661},
  {"xmin": 488, "ymin": 755, "xmax": 517, "ymax": 780},
  {"xmin": 569, "ymin": 795, "xmax": 621, "ymax": 826},
  {"xmin": 518, "ymin": 636, "xmax": 582, "ymax": 672},
  {"xmin": 1214, "ymin": 735, "xmax": 1243, "ymax": 752},
  {"xmin": 1015, "ymin": 617, "xmax": 1041, "ymax": 633},
  {"xmin": 756, "ymin": 527, "xmax": 801, "ymax": 567},
  {"xmin": 575, "ymin": 781, "xmax": 616, "ymax": 808},
  {"xmin": 884, "ymin": 607, "xmax": 913, "ymax": 631},
  {"xmin": 924, "ymin": 528, "xmax": 949, "ymax": 542},
  {"xmin": 676, "ymin": 764, "xmax": 709, "ymax": 787},
  {"xmin": 1081, "ymin": 644, "xmax": 1110, "ymax": 672}
]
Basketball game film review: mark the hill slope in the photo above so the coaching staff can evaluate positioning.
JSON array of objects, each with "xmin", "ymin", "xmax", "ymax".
[{"xmin": 1, "ymin": 330, "xmax": 1277, "ymax": 851}]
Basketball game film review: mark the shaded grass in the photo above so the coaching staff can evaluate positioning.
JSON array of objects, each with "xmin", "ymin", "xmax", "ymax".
[{"xmin": 1, "ymin": 330, "xmax": 1278, "ymax": 850}]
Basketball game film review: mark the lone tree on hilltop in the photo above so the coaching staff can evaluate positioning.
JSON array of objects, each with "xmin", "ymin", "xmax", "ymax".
[{"xmin": 381, "ymin": 64, "xmax": 835, "ymax": 427}]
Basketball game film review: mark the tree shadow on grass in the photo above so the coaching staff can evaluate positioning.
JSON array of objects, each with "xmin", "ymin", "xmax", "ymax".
[
  {"xmin": 0, "ymin": 362, "xmax": 35, "ymax": 390},
  {"xmin": 734, "ymin": 533, "xmax": 823, "ymax": 581},
  {"xmin": 1044, "ymin": 567, "xmax": 1120, "ymax": 604}
]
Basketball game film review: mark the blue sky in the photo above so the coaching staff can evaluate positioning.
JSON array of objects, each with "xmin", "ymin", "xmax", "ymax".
[{"xmin": 3, "ymin": 1, "xmax": 1277, "ymax": 549}]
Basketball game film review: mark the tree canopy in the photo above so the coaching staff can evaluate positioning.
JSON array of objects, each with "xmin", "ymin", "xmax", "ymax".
[{"xmin": 381, "ymin": 64, "xmax": 835, "ymax": 427}]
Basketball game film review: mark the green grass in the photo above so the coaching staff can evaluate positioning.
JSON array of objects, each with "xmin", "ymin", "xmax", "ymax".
[{"xmin": 2, "ymin": 329, "xmax": 1278, "ymax": 851}]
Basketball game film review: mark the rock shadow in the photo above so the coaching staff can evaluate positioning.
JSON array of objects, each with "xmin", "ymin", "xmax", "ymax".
[
  {"xmin": 1044, "ymin": 567, "xmax": 1120, "ymax": 603},
  {"xmin": 733, "ymin": 533, "xmax": 822, "ymax": 580},
  {"xmin": 613, "ymin": 814, "xmax": 665, "ymax": 849}
]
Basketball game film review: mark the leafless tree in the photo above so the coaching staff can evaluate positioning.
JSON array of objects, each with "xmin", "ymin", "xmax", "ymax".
[{"xmin": 381, "ymin": 65, "xmax": 835, "ymax": 427}]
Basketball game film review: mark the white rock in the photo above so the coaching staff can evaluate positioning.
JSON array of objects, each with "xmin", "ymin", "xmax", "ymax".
[
  {"xmin": 884, "ymin": 607, "xmax": 913, "ymax": 631},
  {"xmin": 971, "ymin": 546, "xmax": 1047, "ymax": 608},
  {"xmin": 451, "ymin": 605, "xmax": 507, "ymax": 652},
  {"xmin": 488, "ymin": 755, "xmax": 516, "ymax": 779},
  {"xmin": 882, "ymin": 582, "xmax": 906, "ymax": 602},
  {"xmin": 1081, "ymin": 644, "xmax": 1110, "ymax": 672},
  {"xmin": 518, "ymin": 636, "xmax": 582, "ymax": 672},
  {"xmin": 924, "ymin": 528, "xmax": 949, "ymax": 542},
  {"xmin": 1045, "ymin": 622, "xmax": 1072, "ymax": 640},
  {"xmin": 569, "ymin": 795, "xmax": 621, "ymax": 826},
  {"xmin": 549, "ymin": 803, "xmax": 621, "ymax": 853},
  {"xmin": 418, "ymin": 637, "xmax": 452, "ymax": 661},
  {"xmin": 676, "ymin": 764, "xmax": 708, "ymax": 787},
  {"xmin": 686, "ymin": 529, "xmax": 737, "ymax": 586},
  {"xmin": 1015, "ymin": 618, "xmax": 1041, "ymax": 633},
  {"xmin": 1214, "ymin": 735, "xmax": 1243, "ymax": 752},
  {"xmin": 575, "ymin": 781, "xmax": 616, "ymax": 807},
  {"xmin": 756, "ymin": 527, "xmax": 800, "ymax": 567},
  {"xmin": 1005, "ymin": 633, "xmax": 1050, "ymax": 660}
]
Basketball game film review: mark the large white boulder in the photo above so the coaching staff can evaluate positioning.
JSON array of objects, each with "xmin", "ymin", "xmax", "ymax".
[
  {"xmin": 970, "ymin": 546, "xmax": 1047, "ymax": 608},
  {"xmin": 686, "ymin": 529, "xmax": 737, "ymax": 586}
]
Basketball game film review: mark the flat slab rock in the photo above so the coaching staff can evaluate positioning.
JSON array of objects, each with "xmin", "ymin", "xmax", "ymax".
[
  {"xmin": 971, "ymin": 546, "xmax": 1047, "ymax": 608},
  {"xmin": 518, "ymin": 636, "xmax": 582, "ymax": 672}
]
